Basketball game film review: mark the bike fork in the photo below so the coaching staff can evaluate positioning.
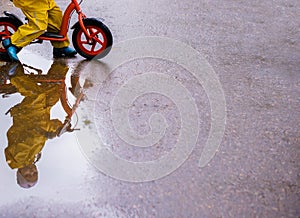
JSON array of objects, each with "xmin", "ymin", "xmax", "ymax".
[{"xmin": 78, "ymin": 13, "xmax": 92, "ymax": 40}]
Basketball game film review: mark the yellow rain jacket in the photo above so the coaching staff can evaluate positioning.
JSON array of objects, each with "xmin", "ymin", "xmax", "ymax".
[
  {"xmin": 4, "ymin": 62, "xmax": 69, "ymax": 169},
  {"xmin": 11, "ymin": 0, "xmax": 69, "ymax": 48}
]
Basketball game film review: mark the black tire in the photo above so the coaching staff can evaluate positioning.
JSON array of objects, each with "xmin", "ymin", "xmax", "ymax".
[
  {"xmin": 0, "ymin": 17, "xmax": 22, "ymax": 61},
  {"xmin": 72, "ymin": 18, "xmax": 113, "ymax": 60}
]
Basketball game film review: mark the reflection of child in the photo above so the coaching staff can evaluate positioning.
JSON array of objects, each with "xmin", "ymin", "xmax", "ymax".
[
  {"xmin": 2, "ymin": 0, "xmax": 77, "ymax": 62},
  {"xmin": 4, "ymin": 61, "xmax": 69, "ymax": 188}
]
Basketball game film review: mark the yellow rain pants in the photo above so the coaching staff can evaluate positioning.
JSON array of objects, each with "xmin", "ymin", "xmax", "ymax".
[
  {"xmin": 4, "ymin": 61, "xmax": 69, "ymax": 169},
  {"xmin": 11, "ymin": 0, "xmax": 69, "ymax": 48}
]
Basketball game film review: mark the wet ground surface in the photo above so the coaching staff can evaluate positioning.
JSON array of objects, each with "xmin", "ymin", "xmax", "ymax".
[{"xmin": 0, "ymin": 0, "xmax": 299, "ymax": 217}]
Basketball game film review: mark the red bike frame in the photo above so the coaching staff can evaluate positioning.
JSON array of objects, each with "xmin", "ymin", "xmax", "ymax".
[{"xmin": 38, "ymin": 0, "xmax": 89, "ymax": 42}]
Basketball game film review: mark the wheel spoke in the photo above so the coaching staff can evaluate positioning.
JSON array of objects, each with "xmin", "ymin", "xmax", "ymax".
[
  {"xmin": 0, "ymin": 23, "xmax": 15, "ymax": 36},
  {"xmin": 93, "ymin": 37, "xmax": 104, "ymax": 46},
  {"xmin": 4, "ymin": 25, "xmax": 11, "ymax": 35},
  {"xmin": 90, "ymin": 43, "xmax": 96, "ymax": 52},
  {"xmin": 88, "ymin": 28, "xmax": 96, "ymax": 36},
  {"xmin": 87, "ymin": 28, "xmax": 104, "ymax": 46},
  {"xmin": 89, "ymin": 29, "xmax": 101, "ymax": 37},
  {"xmin": 80, "ymin": 39, "xmax": 89, "ymax": 44}
]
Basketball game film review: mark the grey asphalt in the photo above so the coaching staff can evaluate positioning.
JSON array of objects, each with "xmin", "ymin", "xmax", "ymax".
[{"xmin": 0, "ymin": 0, "xmax": 299, "ymax": 217}]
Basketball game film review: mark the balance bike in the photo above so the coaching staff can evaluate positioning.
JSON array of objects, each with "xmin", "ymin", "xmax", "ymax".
[{"xmin": 0, "ymin": 0, "xmax": 113, "ymax": 60}]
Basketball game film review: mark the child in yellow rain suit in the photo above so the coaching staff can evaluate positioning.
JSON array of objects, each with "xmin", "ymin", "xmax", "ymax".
[
  {"xmin": 3, "ymin": 61, "xmax": 69, "ymax": 188},
  {"xmin": 2, "ymin": 0, "xmax": 77, "ymax": 61}
]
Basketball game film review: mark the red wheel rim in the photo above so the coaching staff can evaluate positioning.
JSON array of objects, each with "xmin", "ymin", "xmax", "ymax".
[
  {"xmin": 76, "ymin": 25, "xmax": 108, "ymax": 57},
  {"xmin": 0, "ymin": 22, "xmax": 18, "ymax": 53}
]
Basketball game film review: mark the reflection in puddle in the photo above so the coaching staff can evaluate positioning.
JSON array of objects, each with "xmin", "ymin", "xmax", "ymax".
[
  {"xmin": 0, "ymin": 51, "xmax": 91, "ymax": 204},
  {"xmin": 2, "ymin": 61, "xmax": 84, "ymax": 189}
]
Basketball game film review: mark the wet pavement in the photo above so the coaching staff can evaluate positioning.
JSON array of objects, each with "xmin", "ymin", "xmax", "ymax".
[{"xmin": 0, "ymin": 0, "xmax": 299, "ymax": 217}]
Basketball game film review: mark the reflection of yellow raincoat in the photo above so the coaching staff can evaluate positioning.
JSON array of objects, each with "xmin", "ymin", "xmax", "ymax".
[
  {"xmin": 11, "ymin": 0, "xmax": 69, "ymax": 48},
  {"xmin": 4, "ymin": 62, "xmax": 69, "ymax": 169}
]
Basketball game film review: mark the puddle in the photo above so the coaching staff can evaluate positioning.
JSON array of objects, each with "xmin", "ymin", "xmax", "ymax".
[{"xmin": 0, "ymin": 49, "xmax": 91, "ymax": 205}]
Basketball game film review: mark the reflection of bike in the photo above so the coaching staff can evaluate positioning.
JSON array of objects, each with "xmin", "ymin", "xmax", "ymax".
[
  {"xmin": 0, "ymin": 0, "xmax": 113, "ymax": 60},
  {"xmin": 0, "ymin": 61, "xmax": 84, "ymax": 136}
]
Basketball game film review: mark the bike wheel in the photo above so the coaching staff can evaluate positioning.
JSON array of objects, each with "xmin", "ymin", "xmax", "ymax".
[
  {"xmin": 72, "ymin": 18, "xmax": 113, "ymax": 60},
  {"xmin": 0, "ymin": 17, "xmax": 22, "ymax": 61}
]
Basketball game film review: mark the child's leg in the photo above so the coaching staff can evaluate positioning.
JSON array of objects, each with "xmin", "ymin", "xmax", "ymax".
[
  {"xmin": 47, "ymin": 5, "xmax": 70, "ymax": 49},
  {"xmin": 10, "ymin": 10, "xmax": 48, "ymax": 48}
]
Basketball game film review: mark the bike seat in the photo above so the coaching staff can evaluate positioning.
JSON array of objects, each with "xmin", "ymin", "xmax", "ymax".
[{"xmin": 40, "ymin": 32, "xmax": 64, "ymax": 39}]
